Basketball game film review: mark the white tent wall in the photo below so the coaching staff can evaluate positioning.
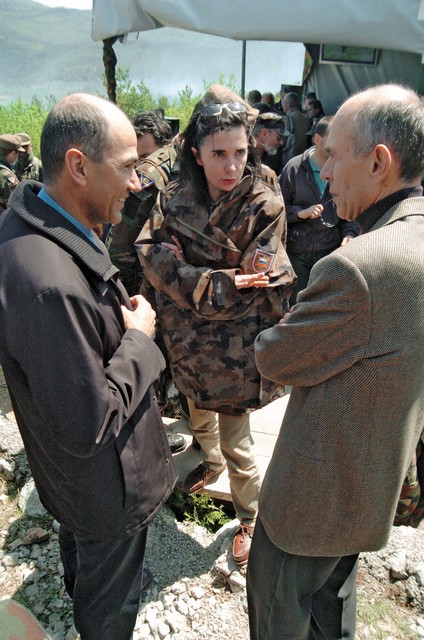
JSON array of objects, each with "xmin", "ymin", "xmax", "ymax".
[
  {"xmin": 91, "ymin": 0, "xmax": 424, "ymax": 57},
  {"xmin": 304, "ymin": 46, "xmax": 423, "ymax": 114},
  {"xmin": 92, "ymin": 0, "xmax": 424, "ymax": 105}
]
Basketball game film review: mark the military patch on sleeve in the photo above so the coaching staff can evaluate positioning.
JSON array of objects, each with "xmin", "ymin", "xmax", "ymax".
[
  {"xmin": 252, "ymin": 248, "xmax": 275, "ymax": 274},
  {"xmin": 139, "ymin": 171, "xmax": 155, "ymax": 191}
]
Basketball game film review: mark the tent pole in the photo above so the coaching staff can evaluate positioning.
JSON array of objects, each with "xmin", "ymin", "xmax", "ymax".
[
  {"xmin": 103, "ymin": 37, "xmax": 118, "ymax": 103},
  {"xmin": 241, "ymin": 40, "xmax": 246, "ymax": 98}
]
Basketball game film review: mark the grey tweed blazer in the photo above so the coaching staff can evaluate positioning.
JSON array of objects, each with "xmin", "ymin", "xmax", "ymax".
[{"xmin": 255, "ymin": 196, "xmax": 424, "ymax": 556}]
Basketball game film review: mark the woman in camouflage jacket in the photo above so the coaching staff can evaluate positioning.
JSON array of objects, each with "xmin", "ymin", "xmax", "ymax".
[{"xmin": 136, "ymin": 85, "xmax": 295, "ymax": 564}]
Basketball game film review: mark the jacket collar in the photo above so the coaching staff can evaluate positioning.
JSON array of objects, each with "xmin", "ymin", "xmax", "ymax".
[
  {"xmin": 8, "ymin": 181, "xmax": 118, "ymax": 282},
  {"xmin": 363, "ymin": 188, "xmax": 424, "ymax": 233}
]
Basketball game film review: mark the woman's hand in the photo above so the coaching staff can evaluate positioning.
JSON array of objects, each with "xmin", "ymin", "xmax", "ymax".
[
  {"xmin": 235, "ymin": 273, "xmax": 269, "ymax": 289},
  {"xmin": 161, "ymin": 235, "xmax": 186, "ymax": 263}
]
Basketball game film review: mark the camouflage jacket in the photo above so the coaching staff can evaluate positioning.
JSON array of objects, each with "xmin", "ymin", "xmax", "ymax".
[
  {"xmin": 0, "ymin": 158, "xmax": 19, "ymax": 215},
  {"xmin": 108, "ymin": 143, "xmax": 179, "ymax": 295},
  {"xmin": 136, "ymin": 170, "xmax": 296, "ymax": 414},
  {"xmin": 13, "ymin": 154, "xmax": 43, "ymax": 182}
]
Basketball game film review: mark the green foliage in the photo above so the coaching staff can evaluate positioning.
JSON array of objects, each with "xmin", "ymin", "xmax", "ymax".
[
  {"xmin": 0, "ymin": 97, "xmax": 51, "ymax": 156},
  {"xmin": 114, "ymin": 68, "xmax": 156, "ymax": 117},
  {"xmin": 0, "ymin": 71, "xmax": 243, "ymax": 154},
  {"xmin": 113, "ymin": 68, "xmax": 240, "ymax": 131},
  {"xmin": 167, "ymin": 488, "xmax": 233, "ymax": 533}
]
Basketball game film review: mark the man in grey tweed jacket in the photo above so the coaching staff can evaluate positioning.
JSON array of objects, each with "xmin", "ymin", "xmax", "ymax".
[{"xmin": 247, "ymin": 84, "xmax": 424, "ymax": 639}]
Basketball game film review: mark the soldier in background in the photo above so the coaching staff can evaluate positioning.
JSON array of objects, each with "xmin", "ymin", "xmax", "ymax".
[
  {"xmin": 108, "ymin": 113, "xmax": 176, "ymax": 296},
  {"xmin": 108, "ymin": 112, "xmax": 185, "ymax": 449},
  {"xmin": 14, "ymin": 132, "xmax": 43, "ymax": 182},
  {"xmin": 0, "ymin": 134, "xmax": 22, "ymax": 215},
  {"xmin": 132, "ymin": 110, "xmax": 173, "ymax": 162}
]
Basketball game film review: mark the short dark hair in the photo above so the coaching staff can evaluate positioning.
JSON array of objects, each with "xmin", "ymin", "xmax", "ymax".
[
  {"xmin": 262, "ymin": 92, "xmax": 275, "ymax": 106},
  {"xmin": 351, "ymin": 85, "xmax": 424, "ymax": 181},
  {"xmin": 248, "ymin": 90, "xmax": 262, "ymax": 105},
  {"xmin": 313, "ymin": 115, "xmax": 333, "ymax": 138},
  {"xmin": 131, "ymin": 111, "xmax": 172, "ymax": 147},
  {"xmin": 307, "ymin": 99, "xmax": 325, "ymax": 116},
  {"xmin": 40, "ymin": 94, "xmax": 112, "ymax": 184},
  {"xmin": 178, "ymin": 103, "xmax": 259, "ymax": 204}
]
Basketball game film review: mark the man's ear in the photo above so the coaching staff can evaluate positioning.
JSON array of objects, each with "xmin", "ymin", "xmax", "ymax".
[
  {"xmin": 64, "ymin": 148, "xmax": 88, "ymax": 185},
  {"xmin": 370, "ymin": 144, "xmax": 392, "ymax": 183},
  {"xmin": 192, "ymin": 146, "xmax": 203, "ymax": 167}
]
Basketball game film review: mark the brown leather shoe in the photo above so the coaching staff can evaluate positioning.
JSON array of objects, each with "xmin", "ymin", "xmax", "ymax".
[
  {"xmin": 232, "ymin": 524, "xmax": 254, "ymax": 565},
  {"xmin": 183, "ymin": 463, "xmax": 226, "ymax": 494}
]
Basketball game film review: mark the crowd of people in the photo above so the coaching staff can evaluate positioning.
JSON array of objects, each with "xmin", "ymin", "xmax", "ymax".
[{"xmin": 1, "ymin": 81, "xmax": 424, "ymax": 640}]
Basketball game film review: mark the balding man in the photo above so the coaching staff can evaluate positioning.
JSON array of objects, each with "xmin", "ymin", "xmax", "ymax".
[
  {"xmin": 247, "ymin": 84, "xmax": 424, "ymax": 639},
  {"xmin": 0, "ymin": 94, "xmax": 177, "ymax": 639}
]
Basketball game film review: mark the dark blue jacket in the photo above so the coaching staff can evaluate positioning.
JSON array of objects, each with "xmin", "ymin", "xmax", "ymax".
[{"xmin": 280, "ymin": 149, "xmax": 360, "ymax": 254}]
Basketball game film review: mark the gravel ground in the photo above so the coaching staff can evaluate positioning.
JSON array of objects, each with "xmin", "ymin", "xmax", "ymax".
[{"xmin": 2, "ymin": 405, "xmax": 424, "ymax": 639}]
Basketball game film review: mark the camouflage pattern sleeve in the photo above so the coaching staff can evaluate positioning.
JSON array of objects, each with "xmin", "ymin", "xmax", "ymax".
[
  {"xmin": 109, "ymin": 145, "xmax": 178, "ymax": 296},
  {"xmin": 108, "ymin": 185, "xmax": 157, "ymax": 295},
  {"xmin": 137, "ymin": 177, "xmax": 295, "ymax": 319},
  {"xmin": 0, "ymin": 167, "xmax": 20, "ymax": 214}
]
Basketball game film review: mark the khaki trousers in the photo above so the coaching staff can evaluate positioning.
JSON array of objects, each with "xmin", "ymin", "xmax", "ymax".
[{"xmin": 187, "ymin": 398, "xmax": 261, "ymax": 525}]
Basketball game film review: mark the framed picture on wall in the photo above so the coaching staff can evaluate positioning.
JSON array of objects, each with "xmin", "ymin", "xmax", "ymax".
[{"xmin": 319, "ymin": 45, "xmax": 379, "ymax": 66}]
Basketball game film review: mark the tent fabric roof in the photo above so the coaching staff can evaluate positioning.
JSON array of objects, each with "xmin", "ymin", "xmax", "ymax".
[{"xmin": 92, "ymin": 0, "xmax": 424, "ymax": 56}]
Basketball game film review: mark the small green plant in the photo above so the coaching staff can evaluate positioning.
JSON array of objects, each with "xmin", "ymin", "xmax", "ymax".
[{"xmin": 167, "ymin": 488, "xmax": 234, "ymax": 533}]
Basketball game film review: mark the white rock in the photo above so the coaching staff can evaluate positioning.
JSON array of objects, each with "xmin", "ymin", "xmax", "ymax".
[
  {"xmin": 164, "ymin": 610, "xmax": 187, "ymax": 633},
  {"xmin": 18, "ymin": 480, "xmax": 47, "ymax": 517},
  {"xmin": 170, "ymin": 582, "xmax": 186, "ymax": 595},
  {"xmin": 388, "ymin": 551, "xmax": 408, "ymax": 580},
  {"xmin": 134, "ymin": 622, "xmax": 150, "ymax": 639},
  {"xmin": 2, "ymin": 553, "xmax": 19, "ymax": 567},
  {"xmin": 175, "ymin": 600, "xmax": 189, "ymax": 616},
  {"xmin": 161, "ymin": 592, "xmax": 176, "ymax": 607},
  {"xmin": 228, "ymin": 571, "xmax": 246, "ymax": 593},
  {"xmin": 415, "ymin": 563, "xmax": 424, "ymax": 586},
  {"xmin": 0, "ymin": 459, "xmax": 14, "ymax": 481},
  {"xmin": 190, "ymin": 585, "xmax": 205, "ymax": 599},
  {"xmin": 158, "ymin": 621, "xmax": 170, "ymax": 638}
]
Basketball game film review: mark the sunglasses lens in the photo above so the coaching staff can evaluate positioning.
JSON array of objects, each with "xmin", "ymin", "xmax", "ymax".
[{"xmin": 199, "ymin": 102, "xmax": 247, "ymax": 118}]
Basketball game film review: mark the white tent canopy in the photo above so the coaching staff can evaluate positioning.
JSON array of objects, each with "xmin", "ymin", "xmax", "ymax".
[{"xmin": 92, "ymin": 0, "xmax": 424, "ymax": 57}]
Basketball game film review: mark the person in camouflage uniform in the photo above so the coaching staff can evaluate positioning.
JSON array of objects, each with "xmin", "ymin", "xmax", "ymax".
[
  {"xmin": 109, "ymin": 142, "xmax": 178, "ymax": 296},
  {"xmin": 13, "ymin": 132, "xmax": 43, "ymax": 182},
  {"xmin": 108, "ymin": 110, "xmax": 175, "ymax": 295},
  {"xmin": 137, "ymin": 84, "xmax": 296, "ymax": 565},
  {"xmin": 0, "ymin": 134, "xmax": 22, "ymax": 215}
]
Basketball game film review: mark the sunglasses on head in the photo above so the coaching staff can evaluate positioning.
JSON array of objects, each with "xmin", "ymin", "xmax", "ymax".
[{"xmin": 198, "ymin": 102, "xmax": 248, "ymax": 119}]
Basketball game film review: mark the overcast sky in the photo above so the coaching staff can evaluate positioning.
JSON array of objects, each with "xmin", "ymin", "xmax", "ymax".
[{"xmin": 34, "ymin": 0, "xmax": 92, "ymax": 8}]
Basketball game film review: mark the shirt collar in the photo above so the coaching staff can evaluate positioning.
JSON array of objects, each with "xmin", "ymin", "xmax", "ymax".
[{"xmin": 38, "ymin": 187, "xmax": 99, "ymax": 246}]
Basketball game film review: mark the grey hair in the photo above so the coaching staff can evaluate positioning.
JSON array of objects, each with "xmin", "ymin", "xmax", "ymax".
[
  {"xmin": 40, "ymin": 94, "xmax": 112, "ymax": 184},
  {"xmin": 351, "ymin": 85, "xmax": 424, "ymax": 181}
]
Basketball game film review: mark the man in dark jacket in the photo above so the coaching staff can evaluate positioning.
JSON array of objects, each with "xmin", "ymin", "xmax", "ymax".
[
  {"xmin": 0, "ymin": 93, "xmax": 177, "ymax": 640},
  {"xmin": 280, "ymin": 116, "xmax": 360, "ymax": 302}
]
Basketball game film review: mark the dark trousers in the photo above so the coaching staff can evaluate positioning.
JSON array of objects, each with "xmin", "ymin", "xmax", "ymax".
[
  {"xmin": 247, "ymin": 517, "xmax": 359, "ymax": 640},
  {"xmin": 289, "ymin": 250, "xmax": 333, "ymax": 305},
  {"xmin": 59, "ymin": 524, "xmax": 148, "ymax": 640}
]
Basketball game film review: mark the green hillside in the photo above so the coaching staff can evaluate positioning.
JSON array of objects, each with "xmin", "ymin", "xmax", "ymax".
[{"xmin": 0, "ymin": 0, "xmax": 107, "ymax": 105}]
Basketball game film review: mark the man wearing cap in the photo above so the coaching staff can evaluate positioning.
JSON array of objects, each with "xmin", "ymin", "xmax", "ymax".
[
  {"xmin": 14, "ymin": 132, "xmax": 43, "ymax": 182},
  {"xmin": 0, "ymin": 134, "xmax": 23, "ymax": 214},
  {"xmin": 253, "ymin": 111, "xmax": 288, "ymax": 175}
]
